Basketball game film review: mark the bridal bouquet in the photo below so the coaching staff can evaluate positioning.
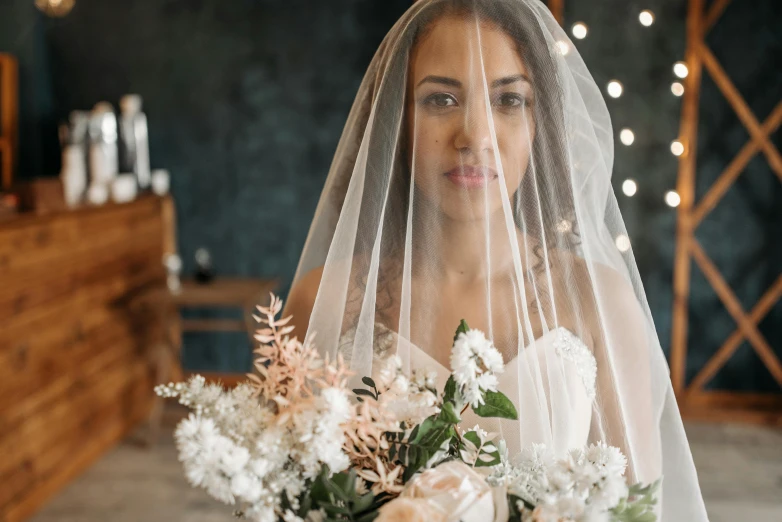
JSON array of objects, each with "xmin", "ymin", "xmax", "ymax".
[{"xmin": 156, "ymin": 295, "xmax": 659, "ymax": 522}]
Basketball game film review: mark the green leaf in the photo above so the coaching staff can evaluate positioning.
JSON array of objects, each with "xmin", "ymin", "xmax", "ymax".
[
  {"xmin": 353, "ymin": 388, "xmax": 375, "ymax": 398},
  {"xmin": 408, "ymin": 424, "xmax": 420, "ymax": 442},
  {"xmin": 388, "ymin": 444, "xmax": 397, "ymax": 461},
  {"xmin": 322, "ymin": 473, "xmax": 351, "ymax": 503},
  {"xmin": 472, "ymin": 390, "xmax": 518, "ymax": 419},
  {"xmin": 453, "ymin": 319, "xmax": 470, "ymax": 344},
  {"xmin": 475, "ymin": 450, "xmax": 501, "ymax": 467},
  {"xmin": 461, "ymin": 430, "xmax": 500, "ymax": 467},
  {"xmin": 399, "ymin": 445, "xmax": 408, "ymax": 465},
  {"xmin": 409, "ymin": 417, "xmax": 437, "ymax": 444},
  {"xmin": 404, "ymin": 424, "xmax": 454, "ymax": 481},
  {"xmin": 352, "ymin": 492, "xmax": 375, "ymax": 513},
  {"xmin": 443, "ymin": 375, "xmax": 458, "ymax": 404},
  {"xmin": 362, "ymin": 376, "xmax": 377, "ymax": 389},
  {"xmin": 463, "ymin": 431, "xmax": 481, "ymax": 447},
  {"xmin": 321, "ymin": 503, "xmax": 352, "ymax": 516},
  {"xmin": 437, "ymin": 401, "xmax": 461, "ymax": 424},
  {"xmin": 356, "ymin": 510, "xmax": 380, "ymax": 522}
]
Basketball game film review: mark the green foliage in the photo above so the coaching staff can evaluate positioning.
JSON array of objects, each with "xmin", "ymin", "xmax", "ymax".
[{"xmin": 472, "ymin": 389, "xmax": 519, "ymax": 420}]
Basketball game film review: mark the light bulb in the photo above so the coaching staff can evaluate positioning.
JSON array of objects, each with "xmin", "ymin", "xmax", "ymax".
[
  {"xmin": 615, "ymin": 235, "xmax": 631, "ymax": 252},
  {"xmin": 572, "ymin": 23, "xmax": 588, "ymax": 40},
  {"xmin": 620, "ymin": 129, "xmax": 635, "ymax": 146},
  {"xmin": 639, "ymin": 10, "xmax": 655, "ymax": 26},
  {"xmin": 607, "ymin": 80, "xmax": 623, "ymax": 98},
  {"xmin": 674, "ymin": 62, "xmax": 689, "ymax": 79},
  {"xmin": 622, "ymin": 179, "xmax": 638, "ymax": 197},
  {"xmin": 35, "ymin": 0, "xmax": 75, "ymax": 17},
  {"xmin": 665, "ymin": 191, "xmax": 681, "ymax": 207},
  {"xmin": 556, "ymin": 41, "xmax": 570, "ymax": 56},
  {"xmin": 671, "ymin": 140, "xmax": 685, "ymax": 156},
  {"xmin": 671, "ymin": 82, "xmax": 685, "ymax": 96}
]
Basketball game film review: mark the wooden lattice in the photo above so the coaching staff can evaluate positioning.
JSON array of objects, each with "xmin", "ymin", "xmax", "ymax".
[
  {"xmin": 547, "ymin": 0, "xmax": 564, "ymax": 25},
  {"xmin": 670, "ymin": 0, "xmax": 782, "ymax": 425},
  {"xmin": 0, "ymin": 53, "xmax": 18, "ymax": 190}
]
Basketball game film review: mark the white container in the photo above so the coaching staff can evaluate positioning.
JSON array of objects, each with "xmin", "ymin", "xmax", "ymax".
[
  {"xmin": 111, "ymin": 174, "xmax": 138, "ymax": 203},
  {"xmin": 88, "ymin": 102, "xmax": 119, "ymax": 186},
  {"xmin": 119, "ymin": 94, "xmax": 151, "ymax": 189},
  {"xmin": 60, "ymin": 145, "xmax": 87, "ymax": 207},
  {"xmin": 151, "ymin": 169, "xmax": 170, "ymax": 195},
  {"xmin": 86, "ymin": 183, "xmax": 109, "ymax": 205}
]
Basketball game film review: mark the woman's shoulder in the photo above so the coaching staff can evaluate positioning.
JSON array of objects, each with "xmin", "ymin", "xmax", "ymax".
[
  {"xmin": 283, "ymin": 256, "xmax": 367, "ymax": 335},
  {"xmin": 283, "ymin": 265, "xmax": 325, "ymax": 336}
]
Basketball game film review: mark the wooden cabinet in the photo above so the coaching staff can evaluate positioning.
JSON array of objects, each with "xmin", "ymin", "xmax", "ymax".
[{"xmin": 0, "ymin": 195, "xmax": 170, "ymax": 522}]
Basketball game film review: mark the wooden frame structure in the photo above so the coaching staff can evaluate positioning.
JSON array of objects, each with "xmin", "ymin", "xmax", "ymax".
[
  {"xmin": 547, "ymin": 0, "xmax": 564, "ymax": 26},
  {"xmin": 670, "ymin": 0, "xmax": 782, "ymax": 425},
  {"xmin": 0, "ymin": 53, "xmax": 18, "ymax": 190}
]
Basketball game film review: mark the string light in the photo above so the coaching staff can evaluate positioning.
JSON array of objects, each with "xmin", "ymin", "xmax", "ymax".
[
  {"xmin": 615, "ymin": 235, "xmax": 631, "ymax": 252},
  {"xmin": 665, "ymin": 191, "xmax": 681, "ymax": 207},
  {"xmin": 622, "ymin": 179, "xmax": 638, "ymax": 197},
  {"xmin": 671, "ymin": 140, "xmax": 685, "ymax": 156},
  {"xmin": 607, "ymin": 80, "xmax": 624, "ymax": 98},
  {"xmin": 572, "ymin": 23, "xmax": 588, "ymax": 40},
  {"xmin": 620, "ymin": 129, "xmax": 635, "ymax": 145},
  {"xmin": 639, "ymin": 10, "xmax": 655, "ymax": 26},
  {"xmin": 674, "ymin": 62, "xmax": 689, "ymax": 79},
  {"xmin": 671, "ymin": 82, "xmax": 685, "ymax": 96},
  {"xmin": 556, "ymin": 41, "xmax": 570, "ymax": 56},
  {"xmin": 35, "ymin": 0, "xmax": 75, "ymax": 16}
]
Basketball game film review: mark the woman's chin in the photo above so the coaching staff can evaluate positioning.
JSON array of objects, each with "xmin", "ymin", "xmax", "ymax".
[{"xmin": 436, "ymin": 199, "xmax": 507, "ymax": 223}]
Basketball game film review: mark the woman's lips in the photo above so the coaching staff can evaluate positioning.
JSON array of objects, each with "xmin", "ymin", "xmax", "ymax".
[{"xmin": 444, "ymin": 165, "xmax": 499, "ymax": 188}]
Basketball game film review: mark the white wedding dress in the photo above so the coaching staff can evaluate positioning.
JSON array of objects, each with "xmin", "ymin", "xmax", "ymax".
[{"xmin": 340, "ymin": 324, "xmax": 597, "ymax": 458}]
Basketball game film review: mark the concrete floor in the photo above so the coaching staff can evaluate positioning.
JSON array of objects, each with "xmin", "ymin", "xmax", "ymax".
[{"xmin": 28, "ymin": 420, "xmax": 782, "ymax": 522}]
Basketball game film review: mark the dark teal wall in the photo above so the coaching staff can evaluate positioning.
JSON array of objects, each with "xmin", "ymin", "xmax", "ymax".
[{"xmin": 1, "ymin": 0, "xmax": 779, "ymax": 390}]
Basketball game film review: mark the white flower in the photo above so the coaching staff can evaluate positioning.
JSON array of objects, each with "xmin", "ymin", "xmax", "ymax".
[
  {"xmin": 250, "ymin": 457, "xmax": 272, "ymax": 479},
  {"xmin": 411, "ymin": 368, "xmax": 439, "ymax": 391},
  {"xmin": 321, "ymin": 387, "xmax": 352, "ymax": 424},
  {"xmin": 305, "ymin": 508, "xmax": 327, "ymax": 522},
  {"xmin": 282, "ymin": 510, "xmax": 304, "ymax": 522},
  {"xmin": 231, "ymin": 473, "xmax": 263, "ymax": 503},
  {"xmin": 450, "ymin": 329, "xmax": 504, "ymax": 408},
  {"xmin": 389, "ymin": 374, "xmax": 409, "ymax": 395},
  {"xmin": 586, "ymin": 442, "xmax": 627, "ymax": 476},
  {"xmin": 219, "ymin": 445, "xmax": 250, "ymax": 475},
  {"xmin": 373, "ymin": 354, "xmax": 403, "ymax": 392}
]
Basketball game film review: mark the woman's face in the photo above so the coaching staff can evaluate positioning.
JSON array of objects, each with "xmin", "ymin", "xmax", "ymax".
[{"xmin": 407, "ymin": 14, "xmax": 536, "ymax": 222}]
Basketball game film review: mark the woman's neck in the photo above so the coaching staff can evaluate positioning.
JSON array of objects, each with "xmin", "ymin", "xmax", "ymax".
[{"xmin": 412, "ymin": 203, "xmax": 519, "ymax": 284}]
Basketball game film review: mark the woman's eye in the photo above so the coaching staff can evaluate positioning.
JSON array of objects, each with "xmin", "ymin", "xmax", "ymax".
[
  {"xmin": 424, "ymin": 93, "xmax": 458, "ymax": 108},
  {"xmin": 494, "ymin": 93, "xmax": 526, "ymax": 108}
]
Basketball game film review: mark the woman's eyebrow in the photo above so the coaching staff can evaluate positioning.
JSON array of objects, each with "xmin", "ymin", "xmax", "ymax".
[
  {"xmin": 416, "ymin": 75, "xmax": 461, "ymax": 88},
  {"xmin": 491, "ymin": 74, "xmax": 532, "ymax": 88},
  {"xmin": 416, "ymin": 74, "xmax": 532, "ymax": 89}
]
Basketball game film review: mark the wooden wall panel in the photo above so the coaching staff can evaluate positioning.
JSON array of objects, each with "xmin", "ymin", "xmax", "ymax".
[{"xmin": 0, "ymin": 196, "xmax": 168, "ymax": 522}]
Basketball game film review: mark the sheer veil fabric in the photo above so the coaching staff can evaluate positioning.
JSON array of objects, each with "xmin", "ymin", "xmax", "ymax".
[{"xmin": 285, "ymin": 1, "xmax": 708, "ymax": 519}]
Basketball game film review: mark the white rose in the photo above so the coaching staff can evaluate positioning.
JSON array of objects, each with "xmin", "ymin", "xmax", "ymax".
[
  {"xmin": 402, "ymin": 461, "xmax": 505, "ymax": 522},
  {"xmin": 376, "ymin": 497, "xmax": 447, "ymax": 522}
]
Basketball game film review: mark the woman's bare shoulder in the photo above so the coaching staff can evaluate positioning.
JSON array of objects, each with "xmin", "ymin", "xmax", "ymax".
[
  {"xmin": 283, "ymin": 256, "xmax": 364, "ymax": 335},
  {"xmin": 283, "ymin": 266, "xmax": 325, "ymax": 336}
]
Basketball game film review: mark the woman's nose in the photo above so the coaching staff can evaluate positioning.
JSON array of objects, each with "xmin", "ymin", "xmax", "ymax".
[{"xmin": 453, "ymin": 103, "xmax": 495, "ymax": 156}]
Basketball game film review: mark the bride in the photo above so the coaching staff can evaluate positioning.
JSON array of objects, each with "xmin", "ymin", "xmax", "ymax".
[{"xmin": 284, "ymin": 0, "xmax": 708, "ymax": 519}]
